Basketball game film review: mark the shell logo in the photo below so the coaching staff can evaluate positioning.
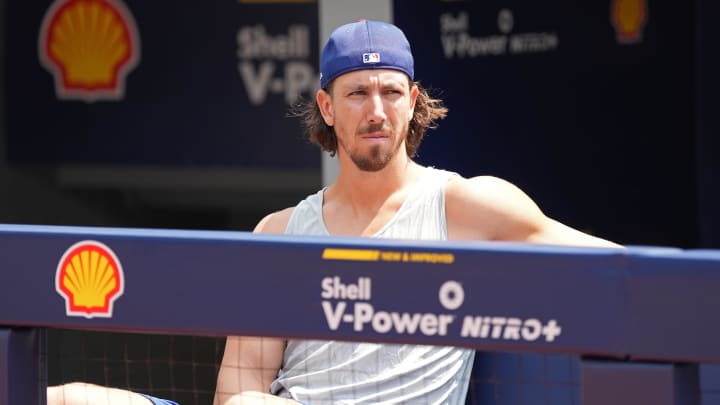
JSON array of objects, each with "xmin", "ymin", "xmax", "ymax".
[
  {"xmin": 38, "ymin": 0, "xmax": 141, "ymax": 102},
  {"xmin": 55, "ymin": 241, "xmax": 125, "ymax": 318},
  {"xmin": 611, "ymin": 0, "xmax": 648, "ymax": 44}
]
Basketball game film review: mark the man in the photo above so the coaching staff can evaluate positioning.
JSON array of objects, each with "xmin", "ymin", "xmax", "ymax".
[{"xmin": 214, "ymin": 20, "xmax": 620, "ymax": 405}]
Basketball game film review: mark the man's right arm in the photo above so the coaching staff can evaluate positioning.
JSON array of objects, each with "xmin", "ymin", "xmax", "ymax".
[
  {"xmin": 214, "ymin": 336, "xmax": 297, "ymax": 405},
  {"xmin": 214, "ymin": 209, "xmax": 300, "ymax": 405}
]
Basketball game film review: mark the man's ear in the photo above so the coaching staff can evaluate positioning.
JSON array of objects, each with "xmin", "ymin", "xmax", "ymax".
[
  {"xmin": 409, "ymin": 83, "xmax": 419, "ymax": 119},
  {"xmin": 317, "ymin": 89, "xmax": 334, "ymax": 127}
]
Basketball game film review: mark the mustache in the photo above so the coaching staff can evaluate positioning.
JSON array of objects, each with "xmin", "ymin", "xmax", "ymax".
[{"xmin": 358, "ymin": 122, "xmax": 393, "ymax": 135}]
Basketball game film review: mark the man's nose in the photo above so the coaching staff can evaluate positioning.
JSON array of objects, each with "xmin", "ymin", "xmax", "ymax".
[{"xmin": 366, "ymin": 94, "xmax": 386, "ymax": 123}]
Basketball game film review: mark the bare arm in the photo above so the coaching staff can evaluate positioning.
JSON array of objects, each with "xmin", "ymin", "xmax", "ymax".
[
  {"xmin": 47, "ymin": 383, "xmax": 153, "ymax": 405},
  {"xmin": 446, "ymin": 176, "xmax": 622, "ymax": 248},
  {"xmin": 214, "ymin": 336, "xmax": 297, "ymax": 405},
  {"xmin": 214, "ymin": 209, "xmax": 302, "ymax": 405}
]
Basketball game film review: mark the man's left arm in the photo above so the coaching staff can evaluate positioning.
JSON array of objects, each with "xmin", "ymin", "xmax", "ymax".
[{"xmin": 445, "ymin": 175, "xmax": 622, "ymax": 248}]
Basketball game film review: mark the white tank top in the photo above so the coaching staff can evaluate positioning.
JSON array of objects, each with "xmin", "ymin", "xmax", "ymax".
[{"xmin": 270, "ymin": 167, "xmax": 475, "ymax": 404}]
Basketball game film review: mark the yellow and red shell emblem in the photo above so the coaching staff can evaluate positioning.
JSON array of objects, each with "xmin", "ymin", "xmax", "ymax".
[
  {"xmin": 38, "ymin": 0, "xmax": 140, "ymax": 102},
  {"xmin": 611, "ymin": 0, "xmax": 648, "ymax": 44},
  {"xmin": 55, "ymin": 240, "xmax": 125, "ymax": 318}
]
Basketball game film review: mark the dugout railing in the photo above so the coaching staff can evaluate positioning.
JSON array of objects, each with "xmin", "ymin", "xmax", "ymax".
[{"xmin": 0, "ymin": 224, "xmax": 718, "ymax": 404}]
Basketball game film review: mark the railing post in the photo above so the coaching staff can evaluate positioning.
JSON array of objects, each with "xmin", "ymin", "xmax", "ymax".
[{"xmin": 0, "ymin": 328, "xmax": 47, "ymax": 405}]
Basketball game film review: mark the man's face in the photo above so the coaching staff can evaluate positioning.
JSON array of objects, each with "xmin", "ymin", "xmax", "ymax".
[{"xmin": 318, "ymin": 69, "xmax": 418, "ymax": 172}]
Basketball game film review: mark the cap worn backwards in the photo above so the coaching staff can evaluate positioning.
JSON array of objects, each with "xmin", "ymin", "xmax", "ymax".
[{"xmin": 320, "ymin": 20, "xmax": 414, "ymax": 89}]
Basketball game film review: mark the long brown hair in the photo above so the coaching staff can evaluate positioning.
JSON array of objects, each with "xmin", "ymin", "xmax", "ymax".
[{"xmin": 291, "ymin": 79, "xmax": 447, "ymax": 158}]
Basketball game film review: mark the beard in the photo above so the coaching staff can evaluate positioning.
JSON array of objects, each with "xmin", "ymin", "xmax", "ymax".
[
  {"xmin": 351, "ymin": 144, "xmax": 392, "ymax": 172},
  {"xmin": 342, "ymin": 122, "xmax": 404, "ymax": 172}
]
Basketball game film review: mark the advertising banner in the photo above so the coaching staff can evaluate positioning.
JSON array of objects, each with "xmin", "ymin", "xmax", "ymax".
[
  {"xmin": 5, "ymin": 0, "xmax": 320, "ymax": 169},
  {"xmin": 394, "ymin": 0, "xmax": 696, "ymax": 247}
]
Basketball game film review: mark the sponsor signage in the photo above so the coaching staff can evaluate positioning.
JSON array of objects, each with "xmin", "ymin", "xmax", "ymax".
[
  {"xmin": 55, "ymin": 240, "xmax": 124, "ymax": 318},
  {"xmin": 6, "ymin": 0, "xmax": 320, "ymax": 168},
  {"xmin": 38, "ymin": 0, "xmax": 141, "ymax": 102},
  {"xmin": 394, "ymin": 0, "xmax": 696, "ymax": 247},
  {"xmin": 319, "ymin": 247, "xmax": 562, "ymax": 342}
]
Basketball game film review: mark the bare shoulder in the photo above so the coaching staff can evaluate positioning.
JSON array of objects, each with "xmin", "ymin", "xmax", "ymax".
[
  {"xmin": 445, "ymin": 174, "xmax": 621, "ymax": 247},
  {"xmin": 445, "ymin": 174, "xmax": 546, "ymax": 241},
  {"xmin": 446, "ymin": 175, "xmax": 530, "ymax": 207},
  {"xmin": 253, "ymin": 207, "xmax": 295, "ymax": 234},
  {"xmin": 446, "ymin": 174, "xmax": 515, "ymax": 190}
]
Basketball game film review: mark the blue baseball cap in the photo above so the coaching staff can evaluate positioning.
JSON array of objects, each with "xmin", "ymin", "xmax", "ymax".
[{"xmin": 320, "ymin": 20, "xmax": 414, "ymax": 89}]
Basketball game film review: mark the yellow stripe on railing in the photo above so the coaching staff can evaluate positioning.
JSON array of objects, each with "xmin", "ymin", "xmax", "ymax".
[{"xmin": 322, "ymin": 248, "xmax": 380, "ymax": 261}]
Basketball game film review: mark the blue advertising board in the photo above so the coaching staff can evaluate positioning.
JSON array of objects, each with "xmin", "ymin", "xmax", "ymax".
[
  {"xmin": 0, "ymin": 224, "xmax": 718, "ymax": 363},
  {"xmin": 394, "ymin": 0, "xmax": 696, "ymax": 247},
  {"xmin": 5, "ymin": 0, "xmax": 320, "ymax": 169}
]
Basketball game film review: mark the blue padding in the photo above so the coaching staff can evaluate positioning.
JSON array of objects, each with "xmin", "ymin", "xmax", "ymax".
[{"xmin": 0, "ymin": 224, "xmax": 719, "ymax": 363}]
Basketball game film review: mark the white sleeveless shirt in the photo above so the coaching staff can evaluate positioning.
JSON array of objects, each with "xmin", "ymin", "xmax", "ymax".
[{"xmin": 270, "ymin": 167, "xmax": 474, "ymax": 404}]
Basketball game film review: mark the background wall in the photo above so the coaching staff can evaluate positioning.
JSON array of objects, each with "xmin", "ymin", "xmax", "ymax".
[
  {"xmin": 395, "ymin": 0, "xmax": 697, "ymax": 248},
  {"xmin": 1, "ymin": 0, "xmax": 322, "ymax": 232},
  {"xmin": 2, "ymin": 0, "xmax": 715, "ymax": 248},
  {"xmin": 697, "ymin": 0, "xmax": 720, "ymax": 248}
]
